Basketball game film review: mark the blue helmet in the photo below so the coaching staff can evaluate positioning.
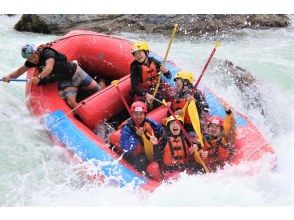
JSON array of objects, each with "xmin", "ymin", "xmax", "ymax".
[{"xmin": 21, "ymin": 43, "xmax": 37, "ymax": 59}]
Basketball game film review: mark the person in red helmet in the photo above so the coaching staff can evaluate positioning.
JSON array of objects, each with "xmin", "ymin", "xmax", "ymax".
[
  {"xmin": 203, "ymin": 106, "xmax": 237, "ymax": 172},
  {"xmin": 120, "ymin": 101, "xmax": 166, "ymax": 177},
  {"xmin": 129, "ymin": 41, "xmax": 174, "ymax": 108}
]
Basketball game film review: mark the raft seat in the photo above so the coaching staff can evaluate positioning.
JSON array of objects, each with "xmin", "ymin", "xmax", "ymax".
[{"xmin": 76, "ymin": 76, "xmax": 131, "ymax": 130}]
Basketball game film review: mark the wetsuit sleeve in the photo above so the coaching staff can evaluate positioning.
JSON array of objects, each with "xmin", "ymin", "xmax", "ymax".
[
  {"xmin": 130, "ymin": 62, "xmax": 145, "ymax": 96},
  {"xmin": 194, "ymin": 89, "xmax": 210, "ymax": 115},
  {"xmin": 147, "ymin": 119, "xmax": 164, "ymax": 138},
  {"xmin": 120, "ymin": 124, "xmax": 141, "ymax": 155}
]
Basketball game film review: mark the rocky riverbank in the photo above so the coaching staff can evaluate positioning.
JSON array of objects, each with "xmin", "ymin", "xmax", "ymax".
[{"xmin": 14, "ymin": 14, "xmax": 290, "ymax": 36}]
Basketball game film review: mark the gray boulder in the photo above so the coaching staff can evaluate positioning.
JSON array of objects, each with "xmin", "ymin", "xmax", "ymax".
[{"xmin": 14, "ymin": 14, "xmax": 290, "ymax": 36}]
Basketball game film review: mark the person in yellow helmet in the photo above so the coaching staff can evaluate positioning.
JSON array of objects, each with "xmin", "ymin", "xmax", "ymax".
[
  {"xmin": 159, "ymin": 115, "xmax": 207, "ymax": 178},
  {"xmin": 130, "ymin": 41, "xmax": 173, "ymax": 108},
  {"xmin": 171, "ymin": 70, "xmax": 210, "ymax": 133}
]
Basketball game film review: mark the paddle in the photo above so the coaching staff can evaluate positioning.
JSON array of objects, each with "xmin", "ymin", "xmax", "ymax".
[
  {"xmin": 153, "ymin": 97, "xmax": 210, "ymax": 173},
  {"xmin": 0, "ymin": 79, "xmax": 28, "ymax": 82},
  {"xmin": 150, "ymin": 24, "xmax": 178, "ymax": 107},
  {"xmin": 186, "ymin": 41, "xmax": 221, "ymax": 147},
  {"xmin": 187, "ymin": 100, "xmax": 204, "ymax": 146},
  {"xmin": 191, "ymin": 41, "xmax": 221, "ymax": 94},
  {"xmin": 111, "ymin": 80, "xmax": 154, "ymax": 162},
  {"xmin": 163, "ymin": 99, "xmax": 209, "ymax": 173}
]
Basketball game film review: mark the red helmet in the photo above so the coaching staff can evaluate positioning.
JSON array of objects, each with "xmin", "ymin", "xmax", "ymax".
[
  {"xmin": 207, "ymin": 116, "xmax": 223, "ymax": 127},
  {"xmin": 131, "ymin": 101, "xmax": 147, "ymax": 113}
]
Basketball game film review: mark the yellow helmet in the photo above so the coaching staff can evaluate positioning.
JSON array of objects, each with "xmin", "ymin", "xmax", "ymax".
[
  {"xmin": 131, "ymin": 41, "xmax": 150, "ymax": 54},
  {"xmin": 164, "ymin": 115, "xmax": 184, "ymax": 126},
  {"xmin": 174, "ymin": 70, "xmax": 195, "ymax": 84}
]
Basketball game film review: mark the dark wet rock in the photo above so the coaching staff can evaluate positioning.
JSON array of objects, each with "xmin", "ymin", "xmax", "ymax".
[
  {"xmin": 14, "ymin": 14, "xmax": 290, "ymax": 36},
  {"xmin": 3, "ymin": 14, "xmax": 15, "ymax": 17},
  {"xmin": 214, "ymin": 59, "xmax": 256, "ymax": 91},
  {"xmin": 210, "ymin": 59, "xmax": 268, "ymax": 117}
]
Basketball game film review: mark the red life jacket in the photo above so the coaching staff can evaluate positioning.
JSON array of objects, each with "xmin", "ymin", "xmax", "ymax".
[
  {"xmin": 203, "ymin": 138, "xmax": 230, "ymax": 171},
  {"xmin": 132, "ymin": 121, "xmax": 156, "ymax": 156},
  {"xmin": 172, "ymin": 98, "xmax": 192, "ymax": 124},
  {"xmin": 139, "ymin": 62, "xmax": 159, "ymax": 89},
  {"xmin": 163, "ymin": 136, "xmax": 191, "ymax": 167}
]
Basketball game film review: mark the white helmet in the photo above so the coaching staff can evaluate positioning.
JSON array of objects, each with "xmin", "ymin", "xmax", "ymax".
[{"xmin": 21, "ymin": 43, "xmax": 37, "ymax": 59}]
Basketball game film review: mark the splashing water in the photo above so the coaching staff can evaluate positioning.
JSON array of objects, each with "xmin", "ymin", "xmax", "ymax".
[{"xmin": 0, "ymin": 15, "xmax": 293, "ymax": 207}]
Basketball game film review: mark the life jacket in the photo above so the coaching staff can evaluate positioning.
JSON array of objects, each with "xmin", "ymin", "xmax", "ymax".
[
  {"xmin": 139, "ymin": 62, "xmax": 159, "ymax": 90},
  {"xmin": 37, "ymin": 46, "xmax": 67, "ymax": 62},
  {"xmin": 36, "ymin": 47, "xmax": 76, "ymax": 84},
  {"xmin": 163, "ymin": 135, "xmax": 191, "ymax": 167},
  {"xmin": 203, "ymin": 137, "xmax": 230, "ymax": 171},
  {"xmin": 127, "ymin": 120, "xmax": 156, "ymax": 156},
  {"xmin": 171, "ymin": 98, "xmax": 192, "ymax": 124}
]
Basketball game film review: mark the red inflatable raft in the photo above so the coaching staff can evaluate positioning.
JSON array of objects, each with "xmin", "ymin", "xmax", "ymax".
[{"xmin": 25, "ymin": 30, "xmax": 276, "ymax": 191}]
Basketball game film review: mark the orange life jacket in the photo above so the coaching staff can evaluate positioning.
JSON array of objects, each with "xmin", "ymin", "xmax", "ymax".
[
  {"xmin": 163, "ymin": 136, "xmax": 191, "ymax": 167},
  {"xmin": 139, "ymin": 62, "xmax": 159, "ymax": 89},
  {"xmin": 132, "ymin": 121, "xmax": 156, "ymax": 156},
  {"xmin": 203, "ymin": 138, "xmax": 230, "ymax": 171},
  {"xmin": 172, "ymin": 98, "xmax": 192, "ymax": 124}
]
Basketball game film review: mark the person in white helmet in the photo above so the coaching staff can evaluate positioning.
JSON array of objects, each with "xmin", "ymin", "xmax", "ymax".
[
  {"xmin": 202, "ymin": 109, "xmax": 236, "ymax": 172},
  {"xmin": 2, "ymin": 43, "xmax": 100, "ymax": 109}
]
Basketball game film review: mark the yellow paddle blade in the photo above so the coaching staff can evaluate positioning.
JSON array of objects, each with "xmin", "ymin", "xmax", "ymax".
[
  {"xmin": 214, "ymin": 40, "xmax": 221, "ymax": 49},
  {"xmin": 142, "ymin": 134, "xmax": 154, "ymax": 162},
  {"xmin": 187, "ymin": 100, "xmax": 204, "ymax": 147}
]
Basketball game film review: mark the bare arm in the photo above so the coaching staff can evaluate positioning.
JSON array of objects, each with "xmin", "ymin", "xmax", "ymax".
[
  {"xmin": 224, "ymin": 112, "xmax": 236, "ymax": 146},
  {"xmin": 2, "ymin": 65, "xmax": 28, "ymax": 82},
  {"xmin": 38, "ymin": 58, "xmax": 54, "ymax": 79},
  {"xmin": 221, "ymin": 110, "xmax": 237, "ymax": 162},
  {"xmin": 30, "ymin": 58, "xmax": 55, "ymax": 85}
]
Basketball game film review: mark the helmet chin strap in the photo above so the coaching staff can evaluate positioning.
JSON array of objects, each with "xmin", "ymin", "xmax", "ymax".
[
  {"xmin": 143, "ymin": 56, "xmax": 149, "ymax": 64},
  {"xmin": 142, "ymin": 50, "xmax": 149, "ymax": 63}
]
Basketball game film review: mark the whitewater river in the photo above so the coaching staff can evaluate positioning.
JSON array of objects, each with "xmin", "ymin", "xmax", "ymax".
[{"xmin": 0, "ymin": 15, "xmax": 293, "ymax": 207}]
